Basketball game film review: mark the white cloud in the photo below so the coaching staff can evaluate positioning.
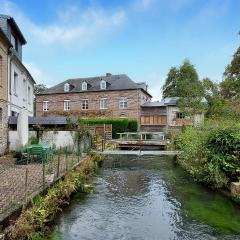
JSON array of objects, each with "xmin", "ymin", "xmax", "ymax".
[
  {"xmin": 0, "ymin": 1, "xmax": 126, "ymax": 49},
  {"xmin": 24, "ymin": 62, "xmax": 53, "ymax": 86},
  {"xmin": 133, "ymin": 0, "xmax": 157, "ymax": 11}
]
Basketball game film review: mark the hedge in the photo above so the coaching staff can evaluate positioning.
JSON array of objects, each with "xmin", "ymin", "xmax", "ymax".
[{"xmin": 79, "ymin": 118, "xmax": 138, "ymax": 138}]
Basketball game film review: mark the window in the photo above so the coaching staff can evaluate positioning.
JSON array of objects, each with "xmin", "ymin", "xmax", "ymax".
[
  {"xmin": 43, "ymin": 101, "xmax": 49, "ymax": 111},
  {"xmin": 119, "ymin": 97, "xmax": 127, "ymax": 109},
  {"xmin": 28, "ymin": 86, "xmax": 31, "ymax": 104},
  {"xmin": 82, "ymin": 82, "xmax": 87, "ymax": 91},
  {"xmin": 23, "ymin": 79, "xmax": 27, "ymax": 101},
  {"xmin": 64, "ymin": 100, "xmax": 70, "ymax": 111},
  {"xmin": 13, "ymin": 72, "xmax": 18, "ymax": 95},
  {"xmin": 100, "ymin": 80, "xmax": 106, "ymax": 90},
  {"xmin": 176, "ymin": 112, "xmax": 185, "ymax": 119},
  {"xmin": 100, "ymin": 98, "xmax": 108, "ymax": 109},
  {"xmin": 82, "ymin": 99, "xmax": 88, "ymax": 110},
  {"xmin": 11, "ymin": 34, "xmax": 18, "ymax": 51},
  {"xmin": 64, "ymin": 83, "xmax": 70, "ymax": 92}
]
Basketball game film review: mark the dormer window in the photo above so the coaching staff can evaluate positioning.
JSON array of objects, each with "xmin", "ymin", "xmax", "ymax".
[
  {"xmin": 64, "ymin": 83, "xmax": 70, "ymax": 92},
  {"xmin": 82, "ymin": 82, "xmax": 87, "ymax": 91},
  {"xmin": 100, "ymin": 80, "xmax": 106, "ymax": 90}
]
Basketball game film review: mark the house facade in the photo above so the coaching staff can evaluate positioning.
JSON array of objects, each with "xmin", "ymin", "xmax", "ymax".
[
  {"xmin": 36, "ymin": 74, "xmax": 151, "ymax": 120},
  {"xmin": 0, "ymin": 28, "xmax": 11, "ymax": 154},
  {"xmin": 140, "ymin": 97, "xmax": 204, "ymax": 132},
  {"xmin": 0, "ymin": 15, "xmax": 35, "ymax": 155},
  {"xmin": 0, "ymin": 14, "xmax": 35, "ymax": 117}
]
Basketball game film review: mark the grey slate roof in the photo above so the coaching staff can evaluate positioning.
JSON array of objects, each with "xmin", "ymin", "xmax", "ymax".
[
  {"xmin": 163, "ymin": 97, "xmax": 179, "ymax": 106},
  {"xmin": 0, "ymin": 14, "xmax": 27, "ymax": 44},
  {"xmin": 142, "ymin": 97, "xmax": 207, "ymax": 108},
  {"xmin": 9, "ymin": 116, "xmax": 68, "ymax": 125},
  {"xmin": 141, "ymin": 101, "xmax": 166, "ymax": 107},
  {"xmin": 39, "ymin": 74, "xmax": 151, "ymax": 96}
]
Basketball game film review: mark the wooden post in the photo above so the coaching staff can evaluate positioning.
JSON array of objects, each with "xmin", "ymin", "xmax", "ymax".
[
  {"xmin": 24, "ymin": 168, "xmax": 29, "ymax": 207},
  {"xmin": 102, "ymin": 139, "xmax": 104, "ymax": 152},
  {"xmin": 57, "ymin": 153, "xmax": 60, "ymax": 178},
  {"xmin": 42, "ymin": 157, "xmax": 45, "ymax": 189}
]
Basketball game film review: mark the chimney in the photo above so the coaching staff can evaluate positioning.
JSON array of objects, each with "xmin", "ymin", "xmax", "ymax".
[{"xmin": 106, "ymin": 73, "xmax": 112, "ymax": 77}]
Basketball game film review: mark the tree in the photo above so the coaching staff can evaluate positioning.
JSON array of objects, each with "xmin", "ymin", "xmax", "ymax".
[
  {"xmin": 202, "ymin": 78, "xmax": 224, "ymax": 118},
  {"xmin": 34, "ymin": 84, "xmax": 47, "ymax": 95},
  {"xmin": 162, "ymin": 59, "xmax": 205, "ymax": 115},
  {"xmin": 162, "ymin": 67, "xmax": 179, "ymax": 98},
  {"xmin": 220, "ymin": 47, "xmax": 240, "ymax": 100}
]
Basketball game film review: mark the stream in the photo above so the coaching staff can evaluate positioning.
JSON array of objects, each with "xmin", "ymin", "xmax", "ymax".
[{"xmin": 48, "ymin": 155, "xmax": 240, "ymax": 240}]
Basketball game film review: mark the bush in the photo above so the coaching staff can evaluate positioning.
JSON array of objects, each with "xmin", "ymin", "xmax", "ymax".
[
  {"xmin": 79, "ymin": 118, "xmax": 138, "ymax": 138},
  {"xmin": 176, "ymin": 124, "xmax": 240, "ymax": 188},
  {"xmin": 206, "ymin": 126, "xmax": 240, "ymax": 180}
]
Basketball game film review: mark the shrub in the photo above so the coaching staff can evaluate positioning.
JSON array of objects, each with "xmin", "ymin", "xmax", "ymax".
[
  {"xmin": 127, "ymin": 119, "xmax": 138, "ymax": 132},
  {"xmin": 79, "ymin": 118, "xmax": 138, "ymax": 138},
  {"xmin": 206, "ymin": 126, "xmax": 240, "ymax": 181},
  {"xmin": 176, "ymin": 124, "xmax": 240, "ymax": 188}
]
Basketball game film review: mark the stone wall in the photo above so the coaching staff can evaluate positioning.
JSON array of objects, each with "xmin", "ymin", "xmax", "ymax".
[
  {"xmin": 0, "ymin": 33, "xmax": 9, "ymax": 155},
  {"xmin": 36, "ymin": 89, "xmax": 150, "ymax": 121}
]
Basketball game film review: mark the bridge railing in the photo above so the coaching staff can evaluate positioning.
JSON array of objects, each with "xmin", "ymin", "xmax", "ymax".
[{"xmin": 117, "ymin": 132, "xmax": 165, "ymax": 141}]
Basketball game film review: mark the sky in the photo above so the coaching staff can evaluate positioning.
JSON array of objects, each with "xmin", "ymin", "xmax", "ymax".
[{"xmin": 0, "ymin": 0, "xmax": 239, "ymax": 100}]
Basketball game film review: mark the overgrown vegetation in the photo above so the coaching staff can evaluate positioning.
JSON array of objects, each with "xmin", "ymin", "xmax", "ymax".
[
  {"xmin": 176, "ymin": 122, "xmax": 240, "ymax": 189},
  {"xmin": 5, "ymin": 152, "xmax": 104, "ymax": 240},
  {"xmin": 79, "ymin": 118, "xmax": 138, "ymax": 138}
]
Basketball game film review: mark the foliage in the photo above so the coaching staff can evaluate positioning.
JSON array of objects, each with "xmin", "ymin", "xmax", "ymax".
[
  {"xmin": 162, "ymin": 67, "xmax": 179, "ymax": 98},
  {"xmin": 176, "ymin": 123, "xmax": 240, "ymax": 189},
  {"xmin": 5, "ymin": 153, "xmax": 104, "ymax": 240},
  {"xmin": 220, "ymin": 47, "xmax": 240, "ymax": 100},
  {"xmin": 162, "ymin": 59, "xmax": 206, "ymax": 115},
  {"xmin": 29, "ymin": 136, "xmax": 39, "ymax": 144},
  {"xmin": 79, "ymin": 118, "xmax": 138, "ymax": 138},
  {"xmin": 202, "ymin": 78, "xmax": 224, "ymax": 118},
  {"xmin": 34, "ymin": 84, "xmax": 47, "ymax": 95}
]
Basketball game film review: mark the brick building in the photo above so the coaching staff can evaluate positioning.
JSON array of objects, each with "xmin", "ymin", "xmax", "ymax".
[
  {"xmin": 36, "ymin": 74, "xmax": 152, "ymax": 121},
  {"xmin": 0, "ymin": 28, "xmax": 11, "ymax": 154}
]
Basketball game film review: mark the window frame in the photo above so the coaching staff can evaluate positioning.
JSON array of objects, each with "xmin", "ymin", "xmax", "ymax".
[
  {"xmin": 82, "ymin": 82, "xmax": 87, "ymax": 91},
  {"xmin": 64, "ymin": 83, "xmax": 70, "ymax": 92},
  {"xmin": 43, "ymin": 101, "xmax": 49, "ymax": 111},
  {"xmin": 64, "ymin": 100, "xmax": 70, "ymax": 111},
  {"xmin": 119, "ymin": 97, "xmax": 127, "ymax": 109},
  {"xmin": 100, "ymin": 80, "xmax": 106, "ymax": 90},
  {"xmin": 81, "ymin": 99, "xmax": 88, "ymax": 110},
  {"xmin": 13, "ymin": 72, "xmax": 18, "ymax": 95},
  {"xmin": 27, "ymin": 86, "xmax": 31, "ymax": 104},
  {"xmin": 99, "ymin": 98, "xmax": 108, "ymax": 109},
  {"xmin": 176, "ymin": 112, "xmax": 185, "ymax": 119}
]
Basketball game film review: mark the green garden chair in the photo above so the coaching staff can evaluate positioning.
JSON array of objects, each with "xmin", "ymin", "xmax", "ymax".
[{"xmin": 27, "ymin": 145, "xmax": 47, "ymax": 164}]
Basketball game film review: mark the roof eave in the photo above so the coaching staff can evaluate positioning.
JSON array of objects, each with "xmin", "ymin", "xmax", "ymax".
[{"xmin": 8, "ymin": 17, "xmax": 27, "ymax": 44}]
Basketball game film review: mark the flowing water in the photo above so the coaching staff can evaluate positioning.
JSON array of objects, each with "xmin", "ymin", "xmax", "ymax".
[{"xmin": 48, "ymin": 155, "xmax": 240, "ymax": 240}]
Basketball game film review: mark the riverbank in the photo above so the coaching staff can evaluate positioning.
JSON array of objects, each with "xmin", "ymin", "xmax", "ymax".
[
  {"xmin": 3, "ymin": 152, "xmax": 104, "ymax": 240},
  {"xmin": 46, "ymin": 155, "xmax": 240, "ymax": 239},
  {"xmin": 175, "ymin": 121, "xmax": 240, "ymax": 200}
]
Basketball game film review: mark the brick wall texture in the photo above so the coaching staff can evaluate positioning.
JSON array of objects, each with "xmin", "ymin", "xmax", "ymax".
[
  {"xmin": 0, "ymin": 34, "xmax": 9, "ymax": 155},
  {"xmin": 36, "ymin": 89, "xmax": 150, "ymax": 121}
]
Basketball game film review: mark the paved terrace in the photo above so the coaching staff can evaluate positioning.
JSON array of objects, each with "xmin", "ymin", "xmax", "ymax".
[{"xmin": 0, "ymin": 153, "xmax": 84, "ymax": 223}]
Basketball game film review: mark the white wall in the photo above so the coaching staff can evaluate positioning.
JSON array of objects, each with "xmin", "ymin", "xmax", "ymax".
[
  {"xmin": 9, "ymin": 130, "xmax": 36, "ymax": 151},
  {"xmin": 8, "ymin": 59, "xmax": 34, "ymax": 117},
  {"xmin": 40, "ymin": 131, "xmax": 74, "ymax": 149},
  {"xmin": 9, "ymin": 130, "xmax": 77, "ymax": 151}
]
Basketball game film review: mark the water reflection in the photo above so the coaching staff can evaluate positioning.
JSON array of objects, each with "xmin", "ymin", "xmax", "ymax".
[{"xmin": 49, "ymin": 155, "xmax": 240, "ymax": 240}]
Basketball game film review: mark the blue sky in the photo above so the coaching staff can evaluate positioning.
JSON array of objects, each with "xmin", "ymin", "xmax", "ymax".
[{"xmin": 0, "ymin": 0, "xmax": 239, "ymax": 100}]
